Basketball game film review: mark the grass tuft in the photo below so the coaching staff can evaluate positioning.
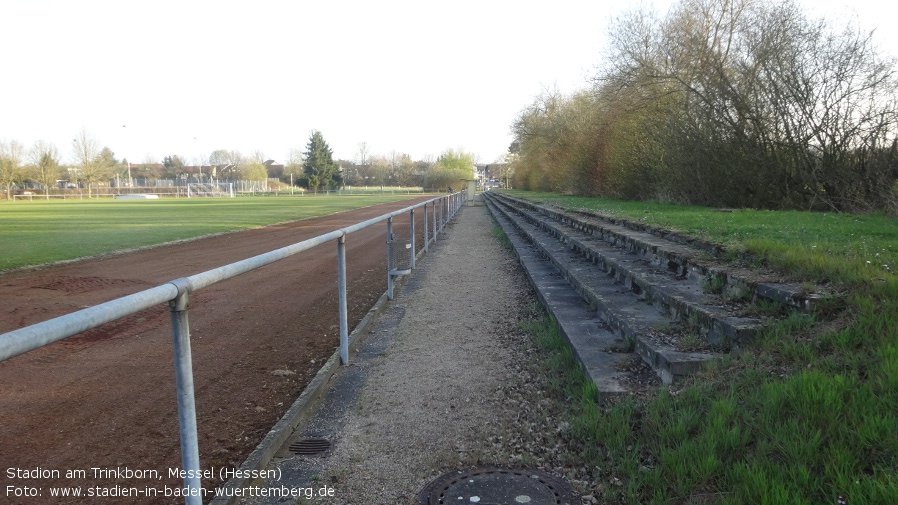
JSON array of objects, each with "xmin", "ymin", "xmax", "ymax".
[{"xmin": 491, "ymin": 223, "xmax": 512, "ymax": 249}]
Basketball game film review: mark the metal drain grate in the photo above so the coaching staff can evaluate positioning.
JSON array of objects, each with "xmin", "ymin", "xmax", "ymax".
[
  {"xmin": 417, "ymin": 467, "xmax": 578, "ymax": 505},
  {"xmin": 288, "ymin": 438, "xmax": 331, "ymax": 456}
]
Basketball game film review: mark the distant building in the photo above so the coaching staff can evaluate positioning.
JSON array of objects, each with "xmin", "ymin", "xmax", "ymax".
[{"xmin": 263, "ymin": 160, "xmax": 285, "ymax": 178}]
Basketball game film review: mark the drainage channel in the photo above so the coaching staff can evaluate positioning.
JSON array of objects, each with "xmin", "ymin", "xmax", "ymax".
[{"xmin": 417, "ymin": 468, "xmax": 579, "ymax": 505}]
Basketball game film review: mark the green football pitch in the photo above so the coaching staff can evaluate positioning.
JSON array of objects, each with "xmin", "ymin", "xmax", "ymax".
[{"xmin": 0, "ymin": 195, "xmax": 423, "ymax": 271}]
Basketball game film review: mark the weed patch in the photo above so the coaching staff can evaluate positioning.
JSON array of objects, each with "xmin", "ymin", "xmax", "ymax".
[{"xmin": 491, "ymin": 223, "xmax": 512, "ymax": 249}]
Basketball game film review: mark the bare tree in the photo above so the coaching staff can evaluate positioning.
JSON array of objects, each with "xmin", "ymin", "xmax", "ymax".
[
  {"xmin": 390, "ymin": 152, "xmax": 417, "ymax": 187},
  {"xmin": 0, "ymin": 138, "xmax": 26, "ymax": 200},
  {"xmin": 594, "ymin": 0, "xmax": 898, "ymax": 210},
  {"xmin": 29, "ymin": 140, "xmax": 61, "ymax": 199},
  {"xmin": 208, "ymin": 149, "xmax": 230, "ymax": 166},
  {"xmin": 226, "ymin": 150, "xmax": 243, "ymax": 166},
  {"xmin": 355, "ymin": 142, "xmax": 370, "ymax": 167},
  {"xmin": 284, "ymin": 147, "xmax": 304, "ymax": 186},
  {"xmin": 493, "ymin": 153, "xmax": 517, "ymax": 189},
  {"xmin": 250, "ymin": 149, "xmax": 266, "ymax": 164},
  {"xmin": 369, "ymin": 155, "xmax": 392, "ymax": 189},
  {"xmin": 758, "ymin": 18, "xmax": 898, "ymax": 210},
  {"xmin": 71, "ymin": 128, "xmax": 108, "ymax": 198}
]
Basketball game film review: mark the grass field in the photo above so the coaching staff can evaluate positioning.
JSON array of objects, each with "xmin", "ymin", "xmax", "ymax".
[
  {"xmin": 503, "ymin": 190, "xmax": 898, "ymax": 504},
  {"xmin": 0, "ymin": 194, "xmax": 423, "ymax": 271}
]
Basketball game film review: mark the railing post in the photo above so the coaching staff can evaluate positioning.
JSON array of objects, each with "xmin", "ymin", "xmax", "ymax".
[
  {"xmin": 337, "ymin": 234, "xmax": 349, "ymax": 365},
  {"xmin": 168, "ymin": 278, "xmax": 202, "ymax": 505},
  {"xmin": 409, "ymin": 208, "xmax": 416, "ymax": 270},
  {"xmin": 432, "ymin": 201, "xmax": 437, "ymax": 242},
  {"xmin": 439, "ymin": 197, "xmax": 444, "ymax": 234},
  {"xmin": 386, "ymin": 216, "xmax": 395, "ymax": 300},
  {"xmin": 423, "ymin": 203, "xmax": 429, "ymax": 253}
]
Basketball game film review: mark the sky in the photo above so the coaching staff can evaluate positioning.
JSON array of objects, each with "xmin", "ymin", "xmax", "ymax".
[{"xmin": 2, "ymin": 0, "xmax": 897, "ymax": 166}]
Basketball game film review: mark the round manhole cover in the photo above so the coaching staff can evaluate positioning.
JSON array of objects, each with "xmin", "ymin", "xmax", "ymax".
[
  {"xmin": 417, "ymin": 467, "xmax": 578, "ymax": 505},
  {"xmin": 288, "ymin": 438, "xmax": 330, "ymax": 456}
]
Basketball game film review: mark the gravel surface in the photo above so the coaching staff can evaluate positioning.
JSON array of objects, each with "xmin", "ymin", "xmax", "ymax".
[{"xmin": 304, "ymin": 203, "xmax": 600, "ymax": 504}]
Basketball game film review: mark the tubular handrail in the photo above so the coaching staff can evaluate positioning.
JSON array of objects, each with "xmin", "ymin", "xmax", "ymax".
[
  {"xmin": 0, "ymin": 191, "xmax": 466, "ymax": 504},
  {"xmin": 0, "ymin": 283, "xmax": 179, "ymax": 361},
  {"xmin": 0, "ymin": 194, "xmax": 457, "ymax": 361}
]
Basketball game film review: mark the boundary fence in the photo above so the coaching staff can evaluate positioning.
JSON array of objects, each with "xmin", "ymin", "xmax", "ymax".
[
  {"xmin": 0, "ymin": 191, "xmax": 465, "ymax": 505},
  {"xmin": 8, "ymin": 184, "xmax": 429, "ymax": 200}
]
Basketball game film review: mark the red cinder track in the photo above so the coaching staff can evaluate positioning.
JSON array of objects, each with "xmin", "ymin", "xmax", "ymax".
[{"xmin": 0, "ymin": 197, "xmax": 432, "ymax": 504}]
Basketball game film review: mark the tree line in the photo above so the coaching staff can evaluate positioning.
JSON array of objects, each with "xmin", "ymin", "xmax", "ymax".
[
  {"xmin": 0, "ymin": 129, "xmax": 477, "ymax": 199},
  {"xmin": 510, "ymin": 0, "xmax": 898, "ymax": 213},
  {"xmin": 316, "ymin": 139, "xmax": 476, "ymax": 193}
]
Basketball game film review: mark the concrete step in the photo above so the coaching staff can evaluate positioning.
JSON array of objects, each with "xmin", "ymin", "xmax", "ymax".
[
  {"xmin": 485, "ymin": 192, "xmax": 844, "ymax": 386},
  {"xmin": 489, "ymin": 194, "xmax": 766, "ymax": 347},
  {"xmin": 489, "ymin": 192, "xmax": 831, "ymax": 312},
  {"xmin": 487, "ymin": 196, "xmax": 722, "ymax": 384},
  {"xmin": 487, "ymin": 197, "xmax": 660, "ymax": 399}
]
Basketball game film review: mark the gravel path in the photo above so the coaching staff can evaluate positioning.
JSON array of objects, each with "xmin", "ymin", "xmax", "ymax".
[{"xmin": 302, "ymin": 203, "xmax": 592, "ymax": 504}]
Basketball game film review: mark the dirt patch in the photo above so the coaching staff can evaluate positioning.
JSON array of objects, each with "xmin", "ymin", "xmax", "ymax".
[{"xmin": 0, "ymin": 198, "xmax": 430, "ymax": 504}]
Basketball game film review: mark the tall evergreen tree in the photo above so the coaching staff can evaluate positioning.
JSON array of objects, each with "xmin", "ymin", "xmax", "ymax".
[{"xmin": 303, "ymin": 131, "xmax": 341, "ymax": 192}]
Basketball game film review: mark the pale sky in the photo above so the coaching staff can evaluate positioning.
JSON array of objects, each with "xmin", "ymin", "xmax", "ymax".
[{"xmin": 2, "ymin": 0, "xmax": 896, "ymax": 166}]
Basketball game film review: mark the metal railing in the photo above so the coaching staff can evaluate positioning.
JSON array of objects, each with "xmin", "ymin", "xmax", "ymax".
[{"xmin": 0, "ymin": 191, "xmax": 465, "ymax": 505}]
